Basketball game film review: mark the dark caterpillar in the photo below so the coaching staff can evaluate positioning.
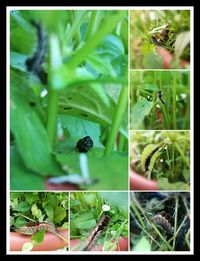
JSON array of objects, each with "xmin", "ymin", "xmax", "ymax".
[
  {"xmin": 14, "ymin": 221, "xmax": 56, "ymax": 235},
  {"xmin": 76, "ymin": 136, "xmax": 93, "ymax": 153},
  {"xmin": 83, "ymin": 215, "xmax": 110, "ymax": 251},
  {"xmin": 151, "ymin": 214, "xmax": 174, "ymax": 235},
  {"xmin": 157, "ymin": 91, "xmax": 165, "ymax": 104},
  {"xmin": 144, "ymin": 146, "xmax": 160, "ymax": 172},
  {"xmin": 25, "ymin": 21, "xmax": 47, "ymax": 84}
]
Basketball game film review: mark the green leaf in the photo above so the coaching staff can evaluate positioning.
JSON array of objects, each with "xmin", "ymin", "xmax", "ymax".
[
  {"xmin": 59, "ymin": 115, "xmax": 103, "ymax": 148},
  {"xmin": 133, "ymin": 237, "xmax": 151, "ymax": 251},
  {"xmin": 31, "ymin": 230, "xmax": 45, "ymax": 244},
  {"xmin": 175, "ymin": 31, "xmax": 190, "ymax": 58},
  {"xmin": 10, "ymin": 51, "xmax": 28, "ymax": 72},
  {"xmin": 73, "ymin": 213, "xmax": 96, "ymax": 230},
  {"xmin": 131, "ymin": 100, "xmax": 153, "ymax": 130},
  {"xmin": 31, "ymin": 204, "xmax": 42, "ymax": 219},
  {"xmin": 10, "ymin": 73, "xmax": 64, "ymax": 176},
  {"xmin": 56, "ymin": 151, "xmax": 128, "ymax": 190},
  {"xmin": 14, "ymin": 216, "xmax": 27, "ymax": 227},
  {"xmin": 45, "ymin": 205, "xmax": 54, "ymax": 221},
  {"xmin": 13, "ymin": 202, "xmax": 30, "ymax": 213},
  {"xmin": 22, "ymin": 242, "xmax": 33, "ymax": 252},
  {"xmin": 53, "ymin": 206, "xmax": 66, "ymax": 223},
  {"xmin": 10, "ymin": 146, "xmax": 45, "ymax": 190}
]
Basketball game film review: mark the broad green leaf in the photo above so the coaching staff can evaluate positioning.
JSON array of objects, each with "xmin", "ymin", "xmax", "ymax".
[
  {"xmin": 45, "ymin": 205, "xmax": 54, "ymax": 221},
  {"xmin": 10, "ymin": 146, "xmax": 45, "ymax": 190},
  {"xmin": 131, "ymin": 99, "xmax": 153, "ymax": 130},
  {"xmin": 32, "ymin": 230, "xmax": 45, "ymax": 244},
  {"xmin": 140, "ymin": 83, "xmax": 158, "ymax": 91},
  {"xmin": 10, "ymin": 73, "xmax": 64, "ymax": 176},
  {"xmin": 14, "ymin": 216, "xmax": 27, "ymax": 227},
  {"xmin": 31, "ymin": 204, "xmax": 42, "ymax": 219},
  {"xmin": 158, "ymin": 178, "xmax": 190, "ymax": 190},
  {"xmin": 13, "ymin": 202, "xmax": 30, "ymax": 213},
  {"xmin": 53, "ymin": 206, "xmax": 66, "ymax": 223},
  {"xmin": 59, "ymin": 115, "xmax": 103, "ymax": 148},
  {"xmin": 73, "ymin": 213, "xmax": 96, "ymax": 230},
  {"xmin": 56, "ymin": 151, "xmax": 128, "ymax": 190},
  {"xmin": 133, "ymin": 237, "xmax": 151, "ymax": 251}
]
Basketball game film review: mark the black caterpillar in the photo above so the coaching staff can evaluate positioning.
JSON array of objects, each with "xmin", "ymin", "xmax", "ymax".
[
  {"xmin": 144, "ymin": 146, "xmax": 160, "ymax": 172},
  {"xmin": 76, "ymin": 136, "xmax": 94, "ymax": 153},
  {"xmin": 83, "ymin": 215, "xmax": 110, "ymax": 251},
  {"xmin": 25, "ymin": 21, "xmax": 47, "ymax": 84}
]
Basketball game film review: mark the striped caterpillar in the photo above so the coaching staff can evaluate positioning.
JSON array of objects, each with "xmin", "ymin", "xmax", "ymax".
[
  {"xmin": 25, "ymin": 21, "xmax": 47, "ymax": 84},
  {"xmin": 141, "ymin": 144, "xmax": 162, "ymax": 175},
  {"xmin": 14, "ymin": 221, "xmax": 57, "ymax": 235},
  {"xmin": 82, "ymin": 215, "xmax": 110, "ymax": 251},
  {"xmin": 151, "ymin": 214, "xmax": 174, "ymax": 235}
]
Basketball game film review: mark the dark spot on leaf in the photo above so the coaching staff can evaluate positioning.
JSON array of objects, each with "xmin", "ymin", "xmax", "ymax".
[
  {"xmin": 29, "ymin": 101, "xmax": 36, "ymax": 107},
  {"xmin": 81, "ymin": 113, "xmax": 88, "ymax": 117},
  {"xmin": 68, "ymin": 97, "xmax": 72, "ymax": 100},
  {"xmin": 63, "ymin": 107, "xmax": 72, "ymax": 110}
]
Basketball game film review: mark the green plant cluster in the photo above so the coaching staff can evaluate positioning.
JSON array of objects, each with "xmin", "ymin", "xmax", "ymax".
[
  {"xmin": 10, "ymin": 10, "xmax": 128, "ymax": 190},
  {"xmin": 10, "ymin": 192, "xmax": 68, "ymax": 230},
  {"xmin": 130, "ymin": 71, "xmax": 190, "ymax": 130},
  {"xmin": 70, "ymin": 192, "xmax": 128, "ymax": 251},
  {"xmin": 130, "ymin": 131, "xmax": 190, "ymax": 190},
  {"xmin": 130, "ymin": 192, "xmax": 190, "ymax": 251}
]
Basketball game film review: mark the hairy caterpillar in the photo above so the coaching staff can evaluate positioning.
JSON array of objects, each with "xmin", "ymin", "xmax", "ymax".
[
  {"xmin": 151, "ymin": 214, "xmax": 174, "ymax": 235},
  {"xmin": 14, "ymin": 221, "xmax": 56, "ymax": 235},
  {"xmin": 141, "ymin": 144, "xmax": 161, "ymax": 173},
  {"xmin": 82, "ymin": 215, "xmax": 110, "ymax": 251},
  {"xmin": 25, "ymin": 21, "xmax": 47, "ymax": 84}
]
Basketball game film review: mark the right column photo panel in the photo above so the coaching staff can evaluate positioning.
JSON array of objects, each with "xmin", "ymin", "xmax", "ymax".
[{"xmin": 129, "ymin": 9, "xmax": 191, "ymax": 252}]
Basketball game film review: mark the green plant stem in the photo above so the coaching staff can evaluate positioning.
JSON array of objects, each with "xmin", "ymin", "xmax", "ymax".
[
  {"xmin": 104, "ymin": 85, "xmax": 128, "ymax": 156},
  {"xmin": 160, "ymin": 102, "xmax": 170, "ymax": 129},
  {"xmin": 17, "ymin": 213, "xmax": 35, "ymax": 222},
  {"xmin": 85, "ymin": 11, "xmax": 97, "ymax": 41},
  {"xmin": 52, "ymin": 231, "xmax": 68, "ymax": 244},
  {"xmin": 174, "ymin": 142, "xmax": 190, "ymax": 168},
  {"xmin": 130, "ymin": 200, "xmax": 145, "ymax": 228},
  {"xmin": 68, "ymin": 11, "xmax": 124, "ymax": 69},
  {"xmin": 172, "ymin": 196, "xmax": 179, "ymax": 249},
  {"xmin": 172, "ymin": 79, "xmax": 177, "ymax": 129},
  {"xmin": 171, "ymin": 146, "xmax": 175, "ymax": 181},
  {"xmin": 47, "ymin": 89, "xmax": 59, "ymax": 148},
  {"xmin": 65, "ymin": 10, "xmax": 87, "ymax": 46}
]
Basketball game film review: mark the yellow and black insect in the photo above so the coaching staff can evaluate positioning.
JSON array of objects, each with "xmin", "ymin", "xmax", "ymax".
[{"xmin": 76, "ymin": 136, "xmax": 94, "ymax": 153}]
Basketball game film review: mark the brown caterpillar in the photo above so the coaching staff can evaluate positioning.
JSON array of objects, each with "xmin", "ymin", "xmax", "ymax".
[
  {"xmin": 82, "ymin": 215, "xmax": 110, "ymax": 251},
  {"xmin": 14, "ymin": 221, "xmax": 56, "ymax": 235},
  {"xmin": 151, "ymin": 214, "xmax": 174, "ymax": 235}
]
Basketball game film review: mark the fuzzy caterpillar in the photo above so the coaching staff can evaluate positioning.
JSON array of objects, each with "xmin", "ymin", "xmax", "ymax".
[
  {"xmin": 82, "ymin": 215, "xmax": 110, "ymax": 251},
  {"xmin": 25, "ymin": 21, "xmax": 47, "ymax": 84},
  {"xmin": 14, "ymin": 221, "xmax": 56, "ymax": 235},
  {"xmin": 151, "ymin": 214, "xmax": 174, "ymax": 235},
  {"xmin": 141, "ymin": 144, "xmax": 162, "ymax": 177}
]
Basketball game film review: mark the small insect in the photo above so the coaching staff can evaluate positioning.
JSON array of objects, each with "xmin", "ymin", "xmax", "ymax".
[
  {"xmin": 151, "ymin": 214, "xmax": 174, "ymax": 235},
  {"xmin": 76, "ymin": 136, "xmax": 94, "ymax": 153},
  {"xmin": 14, "ymin": 221, "xmax": 57, "ymax": 235},
  {"xmin": 157, "ymin": 91, "xmax": 165, "ymax": 104},
  {"xmin": 82, "ymin": 215, "xmax": 110, "ymax": 251}
]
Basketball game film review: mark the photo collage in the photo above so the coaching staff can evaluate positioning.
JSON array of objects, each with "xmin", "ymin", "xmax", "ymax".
[{"xmin": 8, "ymin": 7, "xmax": 193, "ymax": 254}]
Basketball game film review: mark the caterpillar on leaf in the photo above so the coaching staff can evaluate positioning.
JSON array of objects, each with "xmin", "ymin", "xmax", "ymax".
[{"xmin": 141, "ymin": 144, "xmax": 162, "ymax": 178}]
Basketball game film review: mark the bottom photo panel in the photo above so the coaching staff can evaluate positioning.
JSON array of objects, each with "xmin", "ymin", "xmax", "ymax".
[
  {"xmin": 70, "ymin": 192, "xmax": 128, "ymax": 252},
  {"xmin": 10, "ymin": 192, "xmax": 69, "ymax": 252},
  {"xmin": 130, "ymin": 192, "xmax": 190, "ymax": 252}
]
